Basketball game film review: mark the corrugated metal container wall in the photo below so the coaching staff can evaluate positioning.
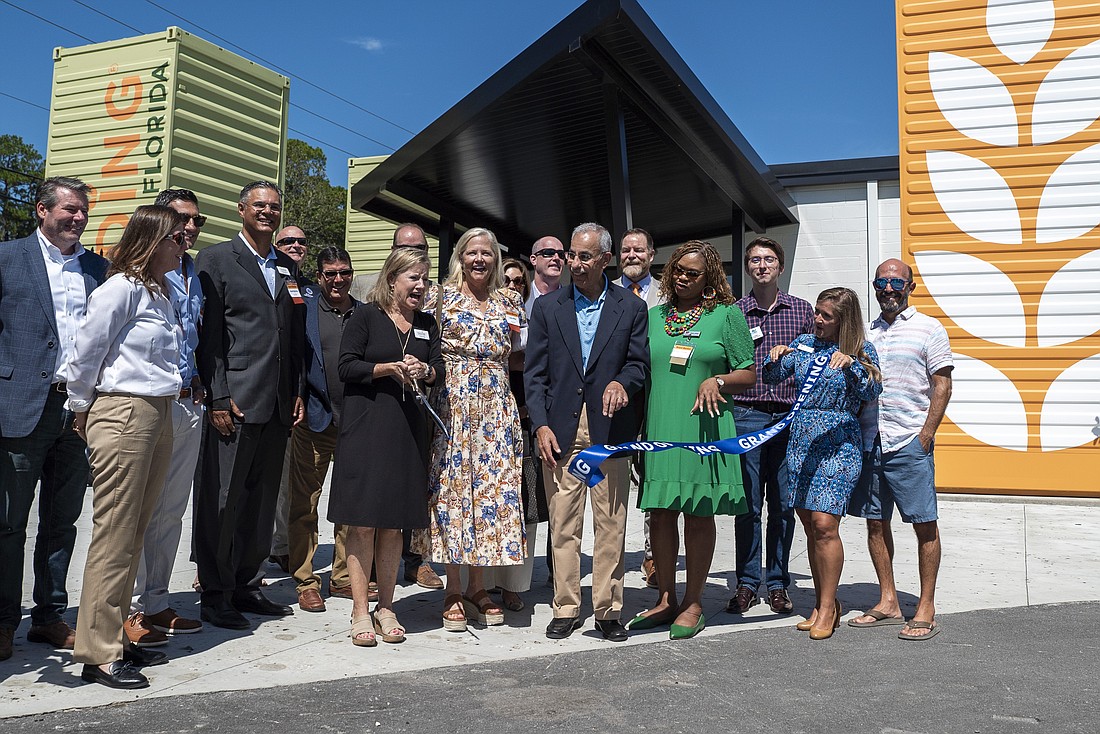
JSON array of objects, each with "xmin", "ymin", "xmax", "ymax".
[
  {"xmin": 46, "ymin": 27, "xmax": 289, "ymax": 253},
  {"xmin": 346, "ymin": 156, "xmax": 439, "ymax": 275},
  {"xmin": 897, "ymin": 0, "xmax": 1100, "ymax": 496}
]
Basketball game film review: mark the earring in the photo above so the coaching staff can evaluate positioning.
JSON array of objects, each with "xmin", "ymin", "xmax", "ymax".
[{"xmin": 702, "ymin": 286, "xmax": 716, "ymax": 300}]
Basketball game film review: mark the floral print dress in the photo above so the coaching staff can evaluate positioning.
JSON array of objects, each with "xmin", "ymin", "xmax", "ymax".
[{"xmin": 416, "ymin": 284, "xmax": 526, "ymax": 566}]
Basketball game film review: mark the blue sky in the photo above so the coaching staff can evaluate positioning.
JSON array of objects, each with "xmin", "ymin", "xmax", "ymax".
[{"xmin": 0, "ymin": 0, "xmax": 899, "ymax": 186}]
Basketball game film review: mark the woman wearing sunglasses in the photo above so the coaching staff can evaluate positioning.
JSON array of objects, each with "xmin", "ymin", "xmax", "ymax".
[
  {"xmin": 67, "ymin": 205, "xmax": 188, "ymax": 688},
  {"xmin": 628, "ymin": 240, "xmax": 756, "ymax": 639},
  {"xmin": 763, "ymin": 287, "xmax": 882, "ymax": 640}
]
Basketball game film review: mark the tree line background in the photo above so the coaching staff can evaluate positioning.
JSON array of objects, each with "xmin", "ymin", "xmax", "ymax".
[{"xmin": 0, "ymin": 134, "xmax": 346, "ymax": 279}]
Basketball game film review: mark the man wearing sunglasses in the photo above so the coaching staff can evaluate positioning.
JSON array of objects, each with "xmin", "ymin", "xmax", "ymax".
[
  {"xmin": 275, "ymin": 227, "xmax": 309, "ymax": 269},
  {"xmin": 122, "ymin": 189, "xmax": 209, "ymax": 648},
  {"xmin": 525, "ymin": 235, "xmax": 566, "ymax": 316},
  {"xmin": 848, "ymin": 259, "xmax": 953, "ymax": 641}
]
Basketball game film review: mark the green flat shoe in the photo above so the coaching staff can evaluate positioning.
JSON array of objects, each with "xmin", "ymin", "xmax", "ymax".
[
  {"xmin": 669, "ymin": 613, "xmax": 706, "ymax": 640},
  {"xmin": 626, "ymin": 611, "xmax": 675, "ymax": 631}
]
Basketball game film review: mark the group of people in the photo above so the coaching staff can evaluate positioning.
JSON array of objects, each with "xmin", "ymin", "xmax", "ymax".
[{"xmin": 0, "ymin": 175, "xmax": 953, "ymax": 691}]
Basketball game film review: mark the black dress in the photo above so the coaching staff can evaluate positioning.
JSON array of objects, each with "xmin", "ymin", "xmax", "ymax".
[{"xmin": 328, "ymin": 303, "xmax": 444, "ymax": 528}]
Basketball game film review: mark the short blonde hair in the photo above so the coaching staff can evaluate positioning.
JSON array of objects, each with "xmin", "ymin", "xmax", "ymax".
[{"xmin": 368, "ymin": 247, "xmax": 432, "ymax": 310}]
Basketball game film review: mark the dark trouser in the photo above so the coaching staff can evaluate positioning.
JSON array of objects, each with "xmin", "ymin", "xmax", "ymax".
[
  {"xmin": 194, "ymin": 416, "xmax": 289, "ymax": 606},
  {"xmin": 0, "ymin": 389, "xmax": 89, "ymax": 630}
]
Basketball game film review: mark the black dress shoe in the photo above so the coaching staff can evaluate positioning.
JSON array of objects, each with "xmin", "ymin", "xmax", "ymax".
[
  {"xmin": 595, "ymin": 619, "xmax": 629, "ymax": 642},
  {"xmin": 545, "ymin": 616, "xmax": 581, "ymax": 639},
  {"xmin": 81, "ymin": 661, "xmax": 149, "ymax": 689},
  {"xmin": 123, "ymin": 645, "xmax": 168, "ymax": 667},
  {"xmin": 232, "ymin": 589, "xmax": 294, "ymax": 617},
  {"xmin": 201, "ymin": 602, "xmax": 250, "ymax": 630}
]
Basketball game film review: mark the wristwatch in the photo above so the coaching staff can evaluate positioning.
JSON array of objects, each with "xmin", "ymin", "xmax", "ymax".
[{"xmin": 713, "ymin": 376, "xmax": 725, "ymax": 388}]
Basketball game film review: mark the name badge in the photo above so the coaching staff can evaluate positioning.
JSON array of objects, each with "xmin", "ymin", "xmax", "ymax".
[
  {"xmin": 749, "ymin": 326, "xmax": 764, "ymax": 340},
  {"xmin": 413, "ymin": 328, "xmax": 430, "ymax": 340},
  {"xmin": 683, "ymin": 330, "xmax": 701, "ymax": 339},
  {"xmin": 796, "ymin": 342, "xmax": 815, "ymax": 353},
  {"xmin": 670, "ymin": 343, "xmax": 694, "ymax": 366},
  {"xmin": 286, "ymin": 280, "xmax": 304, "ymax": 305},
  {"xmin": 504, "ymin": 308, "xmax": 521, "ymax": 333},
  {"xmin": 276, "ymin": 265, "xmax": 291, "ymax": 276}
]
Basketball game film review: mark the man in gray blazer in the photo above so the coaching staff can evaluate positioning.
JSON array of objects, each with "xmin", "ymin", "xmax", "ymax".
[
  {"xmin": 194, "ymin": 181, "xmax": 305, "ymax": 630},
  {"xmin": 0, "ymin": 177, "xmax": 108, "ymax": 660}
]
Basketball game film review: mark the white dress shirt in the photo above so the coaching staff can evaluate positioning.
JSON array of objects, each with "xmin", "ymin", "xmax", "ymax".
[
  {"xmin": 37, "ymin": 230, "xmax": 88, "ymax": 382},
  {"xmin": 66, "ymin": 274, "xmax": 182, "ymax": 412}
]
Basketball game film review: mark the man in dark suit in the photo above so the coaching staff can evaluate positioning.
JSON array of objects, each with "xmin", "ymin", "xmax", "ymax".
[
  {"xmin": 0, "ymin": 177, "xmax": 108, "ymax": 660},
  {"xmin": 525, "ymin": 222, "xmax": 649, "ymax": 642},
  {"xmin": 193, "ymin": 181, "xmax": 305, "ymax": 630}
]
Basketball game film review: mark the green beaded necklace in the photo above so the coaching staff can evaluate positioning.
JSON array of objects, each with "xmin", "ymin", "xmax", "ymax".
[{"xmin": 664, "ymin": 303, "xmax": 704, "ymax": 337}]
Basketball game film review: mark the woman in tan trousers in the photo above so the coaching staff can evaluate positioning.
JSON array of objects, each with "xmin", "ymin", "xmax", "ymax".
[{"xmin": 67, "ymin": 205, "xmax": 187, "ymax": 689}]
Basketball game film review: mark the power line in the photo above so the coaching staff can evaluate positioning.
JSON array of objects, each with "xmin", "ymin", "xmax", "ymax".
[
  {"xmin": 0, "ymin": 90, "xmax": 49, "ymax": 111},
  {"xmin": 0, "ymin": 0, "xmax": 95, "ymax": 42},
  {"xmin": 288, "ymin": 127, "xmax": 356, "ymax": 158},
  {"xmin": 0, "ymin": 165, "xmax": 44, "ymax": 181},
  {"xmin": 140, "ymin": 0, "xmax": 415, "ymax": 138},
  {"xmin": 70, "ymin": 0, "xmax": 143, "ymax": 34}
]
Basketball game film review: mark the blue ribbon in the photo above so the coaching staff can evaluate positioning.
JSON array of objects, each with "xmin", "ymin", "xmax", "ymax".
[{"xmin": 567, "ymin": 351, "xmax": 830, "ymax": 488}]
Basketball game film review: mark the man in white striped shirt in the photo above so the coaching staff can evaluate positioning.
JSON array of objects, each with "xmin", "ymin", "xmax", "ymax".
[{"xmin": 848, "ymin": 259, "xmax": 953, "ymax": 641}]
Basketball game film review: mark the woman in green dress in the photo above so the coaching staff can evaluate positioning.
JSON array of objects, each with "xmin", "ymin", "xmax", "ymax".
[{"xmin": 627, "ymin": 240, "xmax": 756, "ymax": 639}]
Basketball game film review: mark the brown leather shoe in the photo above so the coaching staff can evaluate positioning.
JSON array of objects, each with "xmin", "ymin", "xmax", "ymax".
[
  {"xmin": 641, "ymin": 559, "xmax": 658, "ymax": 589},
  {"xmin": 27, "ymin": 620, "xmax": 76, "ymax": 649},
  {"xmin": 298, "ymin": 588, "xmax": 326, "ymax": 613},
  {"xmin": 411, "ymin": 564, "xmax": 443, "ymax": 590},
  {"xmin": 0, "ymin": 628, "xmax": 13, "ymax": 660},
  {"xmin": 124, "ymin": 612, "xmax": 168, "ymax": 647},
  {"xmin": 768, "ymin": 588, "xmax": 794, "ymax": 614},
  {"xmin": 329, "ymin": 583, "xmax": 355, "ymax": 600},
  {"xmin": 726, "ymin": 586, "xmax": 760, "ymax": 614},
  {"xmin": 144, "ymin": 607, "xmax": 202, "ymax": 634}
]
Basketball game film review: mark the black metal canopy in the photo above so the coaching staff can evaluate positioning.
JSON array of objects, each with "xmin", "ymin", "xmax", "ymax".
[{"xmin": 350, "ymin": 0, "xmax": 797, "ymax": 254}]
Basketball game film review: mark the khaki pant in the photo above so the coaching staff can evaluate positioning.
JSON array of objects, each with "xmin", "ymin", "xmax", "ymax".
[
  {"xmin": 544, "ymin": 407, "xmax": 628, "ymax": 621},
  {"xmin": 75, "ymin": 395, "xmax": 173, "ymax": 665},
  {"xmin": 288, "ymin": 423, "xmax": 348, "ymax": 592}
]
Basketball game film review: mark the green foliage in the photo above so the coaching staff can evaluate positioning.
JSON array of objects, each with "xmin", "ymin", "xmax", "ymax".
[
  {"xmin": 283, "ymin": 138, "xmax": 346, "ymax": 278},
  {"xmin": 0, "ymin": 134, "xmax": 45, "ymax": 241}
]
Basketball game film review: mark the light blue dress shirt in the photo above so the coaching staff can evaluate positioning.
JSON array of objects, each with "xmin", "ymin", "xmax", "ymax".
[
  {"xmin": 574, "ymin": 276, "xmax": 609, "ymax": 373},
  {"xmin": 243, "ymin": 235, "xmax": 278, "ymax": 298},
  {"xmin": 165, "ymin": 253, "xmax": 203, "ymax": 384}
]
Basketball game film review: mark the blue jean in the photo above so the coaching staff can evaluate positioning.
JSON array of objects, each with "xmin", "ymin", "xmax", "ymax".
[
  {"xmin": 733, "ymin": 405, "xmax": 795, "ymax": 591},
  {"xmin": 0, "ymin": 389, "xmax": 90, "ymax": 630}
]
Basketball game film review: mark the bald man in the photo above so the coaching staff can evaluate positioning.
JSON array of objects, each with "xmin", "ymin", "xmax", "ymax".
[{"xmin": 525, "ymin": 235, "xmax": 565, "ymax": 316}]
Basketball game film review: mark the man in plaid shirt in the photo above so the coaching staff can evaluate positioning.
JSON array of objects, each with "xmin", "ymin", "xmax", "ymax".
[{"xmin": 730, "ymin": 237, "xmax": 814, "ymax": 616}]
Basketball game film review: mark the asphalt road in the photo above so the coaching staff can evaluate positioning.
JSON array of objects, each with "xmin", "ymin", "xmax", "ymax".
[{"xmin": 12, "ymin": 601, "xmax": 1098, "ymax": 733}]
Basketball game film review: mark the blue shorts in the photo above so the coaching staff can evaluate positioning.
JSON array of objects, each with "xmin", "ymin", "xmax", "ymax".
[{"xmin": 848, "ymin": 434, "xmax": 938, "ymax": 524}]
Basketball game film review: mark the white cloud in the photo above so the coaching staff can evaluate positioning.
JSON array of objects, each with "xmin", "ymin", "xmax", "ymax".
[{"xmin": 349, "ymin": 37, "xmax": 384, "ymax": 52}]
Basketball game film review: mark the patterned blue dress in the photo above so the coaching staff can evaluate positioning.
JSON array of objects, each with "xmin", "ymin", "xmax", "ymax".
[{"xmin": 762, "ymin": 334, "xmax": 882, "ymax": 515}]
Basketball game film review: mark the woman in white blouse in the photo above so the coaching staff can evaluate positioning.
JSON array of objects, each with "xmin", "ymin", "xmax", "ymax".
[{"xmin": 68, "ymin": 205, "xmax": 186, "ymax": 690}]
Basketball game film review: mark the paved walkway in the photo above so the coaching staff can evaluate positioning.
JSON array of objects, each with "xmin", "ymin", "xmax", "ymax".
[{"xmin": 3, "ymin": 484, "xmax": 1099, "ymax": 718}]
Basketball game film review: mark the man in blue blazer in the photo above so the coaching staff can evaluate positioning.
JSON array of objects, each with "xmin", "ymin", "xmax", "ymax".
[
  {"xmin": 0, "ymin": 177, "xmax": 108, "ymax": 660},
  {"xmin": 525, "ymin": 222, "xmax": 649, "ymax": 642},
  {"xmin": 287, "ymin": 247, "xmax": 356, "ymax": 613}
]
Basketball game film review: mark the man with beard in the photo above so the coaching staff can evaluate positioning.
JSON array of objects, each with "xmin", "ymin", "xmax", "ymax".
[{"xmin": 847, "ymin": 258, "xmax": 953, "ymax": 641}]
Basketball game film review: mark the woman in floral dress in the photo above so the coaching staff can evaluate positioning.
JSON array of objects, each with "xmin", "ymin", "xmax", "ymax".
[{"xmin": 420, "ymin": 227, "xmax": 526, "ymax": 632}]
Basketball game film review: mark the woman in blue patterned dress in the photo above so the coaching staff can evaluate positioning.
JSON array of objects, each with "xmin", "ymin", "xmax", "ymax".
[{"xmin": 762, "ymin": 287, "xmax": 881, "ymax": 640}]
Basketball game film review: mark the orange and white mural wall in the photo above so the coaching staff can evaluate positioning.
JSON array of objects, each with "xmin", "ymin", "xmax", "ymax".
[{"xmin": 898, "ymin": 0, "xmax": 1100, "ymax": 495}]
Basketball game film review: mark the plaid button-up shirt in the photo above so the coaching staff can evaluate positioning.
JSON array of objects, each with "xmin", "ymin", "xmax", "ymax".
[{"xmin": 735, "ymin": 290, "xmax": 815, "ymax": 408}]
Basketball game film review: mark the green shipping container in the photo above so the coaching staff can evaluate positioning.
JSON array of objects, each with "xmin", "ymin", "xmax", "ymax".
[{"xmin": 46, "ymin": 27, "xmax": 290, "ymax": 252}]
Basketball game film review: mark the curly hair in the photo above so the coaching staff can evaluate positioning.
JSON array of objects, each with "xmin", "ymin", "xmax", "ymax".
[{"xmin": 658, "ymin": 240, "xmax": 734, "ymax": 310}]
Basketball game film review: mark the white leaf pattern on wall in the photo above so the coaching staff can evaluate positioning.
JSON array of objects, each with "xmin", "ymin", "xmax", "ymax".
[
  {"xmin": 914, "ymin": 250, "xmax": 1027, "ymax": 347},
  {"xmin": 1039, "ymin": 353, "xmax": 1100, "ymax": 451},
  {"xmin": 1035, "ymin": 142, "xmax": 1100, "ymax": 243},
  {"xmin": 1032, "ymin": 39, "xmax": 1100, "ymax": 145},
  {"xmin": 927, "ymin": 51, "xmax": 1018, "ymax": 146},
  {"xmin": 1036, "ymin": 249, "xmax": 1100, "ymax": 346},
  {"xmin": 926, "ymin": 150, "xmax": 1022, "ymax": 245},
  {"xmin": 986, "ymin": 0, "xmax": 1055, "ymax": 65},
  {"xmin": 946, "ymin": 354, "xmax": 1030, "ymax": 451}
]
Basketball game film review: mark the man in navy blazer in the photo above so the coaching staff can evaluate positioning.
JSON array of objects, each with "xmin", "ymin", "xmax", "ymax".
[
  {"xmin": 525, "ymin": 222, "xmax": 649, "ymax": 642},
  {"xmin": 286, "ymin": 247, "xmax": 356, "ymax": 613},
  {"xmin": 0, "ymin": 177, "xmax": 108, "ymax": 660}
]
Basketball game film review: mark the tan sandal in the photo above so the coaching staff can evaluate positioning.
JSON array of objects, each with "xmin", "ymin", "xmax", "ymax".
[
  {"xmin": 351, "ymin": 615, "xmax": 377, "ymax": 647},
  {"xmin": 373, "ymin": 608, "xmax": 406, "ymax": 644},
  {"xmin": 463, "ymin": 591, "xmax": 504, "ymax": 626},
  {"xmin": 443, "ymin": 594, "xmax": 467, "ymax": 632}
]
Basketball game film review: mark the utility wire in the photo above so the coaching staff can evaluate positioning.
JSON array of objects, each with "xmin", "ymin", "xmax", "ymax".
[
  {"xmin": 0, "ymin": 165, "xmax": 44, "ymax": 181},
  {"xmin": 71, "ymin": 0, "xmax": 143, "ymax": 34},
  {"xmin": 289, "ymin": 127, "xmax": 356, "ymax": 158},
  {"xmin": 0, "ymin": 0, "xmax": 95, "ymax": 42},
  {"xmin": 0, "ymin": 90, "xmax": 49, "ymax": 111},
  {"xmin": 140, "ymin": 0, "xmax": 415, "ymax": 139}
]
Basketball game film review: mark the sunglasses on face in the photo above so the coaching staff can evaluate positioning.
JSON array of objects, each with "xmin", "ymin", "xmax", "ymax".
[
  {"xmin": 185, "ymin": 215, "xmax": 207, "ymax": 228},
  {"xmin": 164, "ymin": 232, "xmax": 186, "ymax": 246},
  {"xmin": 320, "ymin": 268, "xmax": 353, "ymax": 280},
  {"xmin": 277, "ymin": 236, "xmax": 308, "ymax": 248},
  {"xmin": 533, "ymin": 248, "xmax": 566, "ymax": 260},
  {"xmin": 872, "ymin": 277, "xmax": 910, "ymax": 291},
  {"xmin": 670, "ymin": 265, "xmax": 703, "ymax": 279},
  {"xmin": 504, "ymin": 276, "xmax": 526, "ymax": 286}
]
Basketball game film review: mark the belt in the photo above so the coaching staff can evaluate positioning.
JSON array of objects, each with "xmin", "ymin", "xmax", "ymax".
[
  {"xmin": 177, "ymin": 387, "xmax": 192, "ymax": 400},
  {"xmin": 733, "ymin": 400, "xmax": 791, "ymax": 415},
  {"xmin": 52, "ymin": 382, "xmax": 67, "ymax": 393}
]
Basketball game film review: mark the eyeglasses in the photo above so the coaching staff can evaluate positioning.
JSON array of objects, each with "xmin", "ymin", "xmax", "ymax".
[
  {"xmin": 533, "ymin": 248, "xmax": 566, "ymax": 260},
  {"xmin": 163, "ymin": 232, "xmax": 185, "ymax": 246},
  {"xmin": 670, "ymin": 265, "xmax": 703, "ymax": 279},
  {"xmin": 396, "ymin": 242, "xmax": 429, "ymax": 251},
  {"xmin": 249, "ymin": 202, "xmax": 282, "ymax": 212},
  {"xmin": 504, "ymin": 276, "xmax": 526, "ymax": 286},
  {"xmin": 320, "ymin": 268, "xmax": 353, "ymax": 279},
  {"xmin": 277, "ymin": 236, "xmax": 308, "ymax": 248},
  {"xmin": 186, "ymin": 215, "xmax": 207, "ymax": 228},
  {"xmin": 748, "ymin": 255, "xmax": 778, "ymax": 266},
  {"xmin": 872, "ymin": 277, "xmax": 910, "ymax": 291},
  {"xmin": 565, "ymin": 250, "xmax": 603, "ymax": 264}
]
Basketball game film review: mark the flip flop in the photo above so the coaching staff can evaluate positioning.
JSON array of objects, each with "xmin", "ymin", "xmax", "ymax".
[
  {"xmin": 898, "ymin": 619, "xmax": 940, "ymax": 641},
  {"xmin": 847, "ymin": 609, "xmax": 906, "ymax": 628}
]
